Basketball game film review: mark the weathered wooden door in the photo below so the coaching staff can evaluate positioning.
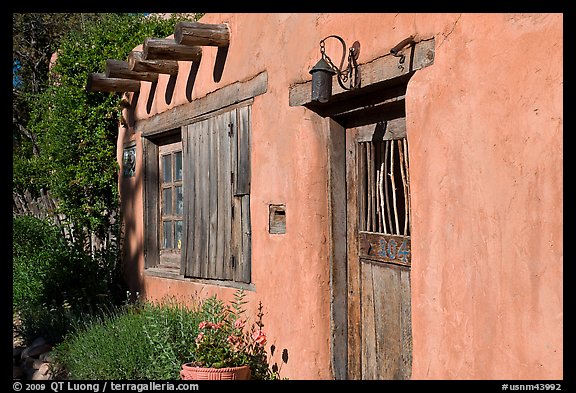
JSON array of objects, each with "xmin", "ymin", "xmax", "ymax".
[{"xmin": 346, "ymin": 118, "xmax": 412, "ymax": 379}]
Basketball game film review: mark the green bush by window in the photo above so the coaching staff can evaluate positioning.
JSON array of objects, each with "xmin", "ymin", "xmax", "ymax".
[
  {"xmin": 52, "ymin": 293, "xmax": 281, "ymax": 380},
  {"xmin": 13, "ymin": 215, "xmax": 125, "ymax": 343}
]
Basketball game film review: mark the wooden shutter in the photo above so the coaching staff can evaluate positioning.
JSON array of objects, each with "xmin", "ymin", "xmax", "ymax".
[
  {"xmin": 142, "ymin": 138, "xmax": 160, "ymax": 268},
  {"xmin": 232, "ymin": 105, "xmax": 251, "ymax": 283},
  {"xmin": 182, "ymin": 105, "xmax": 251, "ymax": 283}
]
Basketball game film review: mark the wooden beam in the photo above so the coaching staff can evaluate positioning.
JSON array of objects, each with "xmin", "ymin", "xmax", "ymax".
[
  {"xmin": 105, "ymin": 59, "xmax": 158, "ymax": 82},
  {"xmin": 135, "ymin": 71, "xmax": 267, "ymax": 137},
  {"xmin": 174, "ymin": 21, "xmax": 230, "ymax": 47},
  {"xmin": 289, "ymin": 38, "xmax": 435, "ymax": 108},
  {"xmin": 86, "ymin": 72, "xmax": 140, "ymax": 93},
  {"xmin": 128, "ymin": 51, "xmax": 179, "ymax": 76},
  {"xmin": 143, "ymin": 38, "xmax": 202, "ymax": 62}
]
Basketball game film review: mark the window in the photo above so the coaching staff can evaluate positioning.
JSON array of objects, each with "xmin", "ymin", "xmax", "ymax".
[
  {"xmin": 181, "ymin": 104, "xmax": 252, "ymax": 283},
  {"xmin": 142, "ymin": 104, "xmax": 252, "ymax": 284},
  {"xmin": 159, "ymin": 143, "xmax": 183, "ymax": 269}
]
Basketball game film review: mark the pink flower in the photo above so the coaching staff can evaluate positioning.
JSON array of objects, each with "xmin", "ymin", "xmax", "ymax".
[
  {"xmin": 195, "ymin": 332, "xmax": 204, "ymax": 343},
  {"xmin": 252, "ymin": 329, "xmax": 267, "ymax": 346},
  {"xmin": 198, "ymin": 321, "xmax": 209, "ymax": 329},
  {"xmin": 234, "ymin": 319, "xmax": 246, "ymax": 329}
]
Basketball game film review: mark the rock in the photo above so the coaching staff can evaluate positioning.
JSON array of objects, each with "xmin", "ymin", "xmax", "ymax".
[
  {"xmin": 31, "ymin": 366, "xmax": 52, "ymax": 380},
  {"xmin": 32, "ymin": 359, "xmax": 46, "ymax": 370},
  {"xmin": 39, "ymin": 351, "xmax": 54, "ymax": 363},
  {"xmin": 13, "ymin": 347, "xmax": 24, "ymax": 359},
  {"xmin": 38, "ymin": 363, "xmax": 52, "ymax": 376},
  {"xmin": 14, "ymin": 334, "xmax": 56, "ymax": 381},
  {"xmin": 22, "ymin": 343, "xmax": 53, "ymax": 359},
  {"xmin": 31, "ymin": 337, "xmax": 47, "ymax": 347},
  {"xmin": 24, "ymin": 357, "xmax": 36, "ymax": 369},
  {"xmin": 25, "ymin": 366, "xmax": 36, "ymax": 380},
  {"xmin": 13, "ymin": 366, "xmax": 24, "ymax": 379}
]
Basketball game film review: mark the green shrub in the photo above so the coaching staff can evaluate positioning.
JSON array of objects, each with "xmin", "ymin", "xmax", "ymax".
[
  {"xmin": 13, "ymin": 215, "xmax": 125, "ymax": 343},
  {"xmin": 52, "ymin": 299, "xmax": 202, "ymax": 380},
  {"xmin": 13, "ymin": 215, "xmax": 67, "ymax": 310},
  {"xmin": 52, "ymin": 292, "xmax": 281, "ymax": 380}
]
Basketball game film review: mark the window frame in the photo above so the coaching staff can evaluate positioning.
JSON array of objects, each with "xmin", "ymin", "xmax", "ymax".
[
  {"xmin": 141, "ymin": 103, "xmax": 252, "ymax": 285},
  {"xmin": 142, "ymin": 129, "xmax": 181, "ymax": 272},
  {"xmin": 181, "ymin": 103, "xmax": 252, "ymax": 284},
  {"xmin": 158, "ymin": 142, "xmax": 183, "ymax": 269}
]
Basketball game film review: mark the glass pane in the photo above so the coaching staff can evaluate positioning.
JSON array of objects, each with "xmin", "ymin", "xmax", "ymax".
[
  {"xmin": 163, "ymin": 188, "xmax": 172, "ymax": 215},
  {"xmin": 175, "ymin": 151, "xmax": 183, "ymax": 181},
  {"xmin": 175, "ymin": 220, "xmax": 182, "ymax": 250},
  {"xmin": 162, "ymin": 154, "xmax": 172, "ymax": 182},
  {"xmin": 175, "ymin": 186, "xmax": 183, "ymax": 215},
  {"xmin": 162, "ymin": 221, "xmax": 173, "ymax": 249}
]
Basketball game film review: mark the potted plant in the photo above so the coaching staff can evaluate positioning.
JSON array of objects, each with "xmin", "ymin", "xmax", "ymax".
[{"xmin": 180, "ymin": 290, "xmax": 276, "ymax": 380}]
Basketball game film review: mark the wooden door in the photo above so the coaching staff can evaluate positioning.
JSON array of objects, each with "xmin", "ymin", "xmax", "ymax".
[{"xmin": 346, "ymin": 118, "xmax": 412, "ymax": 379}]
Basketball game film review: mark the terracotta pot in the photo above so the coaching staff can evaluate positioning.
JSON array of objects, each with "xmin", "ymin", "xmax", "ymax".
[{"xmin": 180, "ymin": 363, "xmax": 251, "ymax": 380}]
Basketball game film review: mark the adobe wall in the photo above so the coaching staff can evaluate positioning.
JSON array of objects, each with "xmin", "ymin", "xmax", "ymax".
[
  {"xmin": 406, "ymin": 13, "xmax": 563, "ymax": 379},
  {"xmin": 118, "ymin": 13, "xmax": 563, "ymax": 379}
]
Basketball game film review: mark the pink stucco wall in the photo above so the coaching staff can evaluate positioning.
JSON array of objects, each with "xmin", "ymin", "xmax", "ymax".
[
  {"xmin": 118, "ymin": 13, "xmax": 563, "ymax": 379},
  {"xmin": 406, "ymin": 13, "xmax": 563, "ymax": 379}
]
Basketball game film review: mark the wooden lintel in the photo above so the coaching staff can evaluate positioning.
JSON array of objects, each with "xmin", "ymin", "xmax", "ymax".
[
  {"xmin": 105, "ymin": 59, "xmax": 158, "ymax": 82},
  {"xmin": 135, "ymin": 71, "xmax": 268, "ymax": 136},
  {"xmin": 174, "ymin": 21, "xmax": 230, "ymax": 47},
  {"xmin": 289, "ymin": 38, "xmax": 435, "ymax": 108},
  {"xmin": 332, "ymin": 96, "xmax": 406, "ymax": 129},
  {"xmin": 143, "ymin": 38, "xmax": 202, "ymax": 62},
  {"xmin": 86, "ymin": 72, "xmax": 140, "ymax": 93},
  {"xmin": 128, "ymin": 51, "xmax": 179, "ymax": 75}
]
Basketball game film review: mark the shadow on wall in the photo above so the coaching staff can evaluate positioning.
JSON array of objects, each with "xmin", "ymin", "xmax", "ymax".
[
  {"xmin": 185, "ymin": 61, "xmax": 200, "ymax": 102},
  {"xmin": 143, "ymin": 44, "xmax": 229, "ymax": 108},
  {"xmin": 270, "ymin": 345, "xmax": 289, "ymax": 377},
  {"xmin": 118, "ymin": 102, "xmax": 145, "ymax": 298},
  {"xmin": 213, "ymin": 46, "xmax": 228, "ymax": 83}
]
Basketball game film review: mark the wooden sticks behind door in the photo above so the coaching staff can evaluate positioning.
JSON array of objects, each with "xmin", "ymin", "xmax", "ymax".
[{"xmin": 359, "ymin": 138, "xmax": 410, "ymax": 236}]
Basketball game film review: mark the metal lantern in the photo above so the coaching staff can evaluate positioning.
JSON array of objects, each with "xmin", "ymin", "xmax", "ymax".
[
  {"xmin": 310, "ymin": 57, "xmax": 336, "ymax": 103},
  {"xmin": 309, "ymin": 36, "xmax": 361, "ymax": 104}
]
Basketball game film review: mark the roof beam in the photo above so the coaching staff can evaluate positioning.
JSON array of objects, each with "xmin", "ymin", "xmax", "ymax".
[
  {"xmin": 105, "ymin": 59, "xmax": 158, "ymax": 82},
  {"xmin": 174, "ymin": 21, "xmax": 230, "ymax": 47},
  {"xmin": 86, "ymin": 73, "xmax": 140, "ymax": 93},
  {"xmin": 128, "ymin": 51, "xmax": 179, "ymax": 76},
  {"xmin": 143, "ymin": 38, "xmax": 202, "ymax": 62}
]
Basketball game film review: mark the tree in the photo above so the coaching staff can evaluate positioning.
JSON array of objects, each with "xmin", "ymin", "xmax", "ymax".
[
  {"xmin": 13, "ymin": 13, "xmax": 201, "ymax": 248},
  {"xmin": 13, "ymin": 13, "xmax": 105, "ymax": 158}
]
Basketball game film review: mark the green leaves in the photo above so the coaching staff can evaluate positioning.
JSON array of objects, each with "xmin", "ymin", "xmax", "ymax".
[{"xmin": 19, "ymin": 13, "xmax": 192, "ymax": 237}]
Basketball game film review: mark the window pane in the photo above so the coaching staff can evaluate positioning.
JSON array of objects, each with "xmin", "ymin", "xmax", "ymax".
[
  {"xmin": 175, "ymin": 186, "xmax": 183, "ymax": 215},
  {"xmin": 162, "ymin": 154, "xmax": 172, "ymax": 182},
  {"xmin": 162, "ymin": 221, "xmax": 173, "ymax": 249},
  {"xmin": 163, "ymin": 188, "xmax": 172, "ymax": 215},
  {"xmin": 175, "ymin": 151, "xmax": 182, "ymax": 181},
  {"xmin": 175, "ymin": 220, "xmax": 182, "ymax": 250}
]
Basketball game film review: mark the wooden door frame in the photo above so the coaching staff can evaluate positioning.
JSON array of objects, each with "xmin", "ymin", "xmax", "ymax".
[
  {"xmin": 295, "ymin": 38, "xmax": 435, "ymax": 379},
  {"xmin": 325, "ymin": 118, "xmax": 348, "ymax": 380},
  {"xmin": 327, "ymin": 117, "xmax": 412, "ymax": 379}
]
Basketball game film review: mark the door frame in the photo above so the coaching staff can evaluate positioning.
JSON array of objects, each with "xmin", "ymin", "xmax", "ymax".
[
  {"xmin": 326, "ymin": 118, "xmax": 348, "ymax": 380},
  {"xmin": 300, "ymin": 38, "xmax": 435, "ymax": 379},
  {"xmin": 327, "ymin": 116, "xmax": 413, "ymax": 379}
]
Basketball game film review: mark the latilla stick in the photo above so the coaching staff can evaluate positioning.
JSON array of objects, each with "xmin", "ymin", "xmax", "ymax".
[
  {"xmin": 383, "ymin": 140, "xmax": 393, "ymax": 234},
  {"xmin": 379, "ymin": 162, "xmax": 387, "ymax": 234},
  {"xmin": 366, "ymin": 143, "xmax": 372, "ymax": 232},
  {"xmin": 403, "ymin": 137, "xmax": 411, "ymax": 235},
  {"xmin": 390, "ymin": 140, "xmax": 400, "ymax": 235},
  {"xmin": 397, "ymin": 139, "xmax": 409, "ymax": 236},
  {"xmin": 370, "ymin": 143, "xmax": 377, "ymax": 232}
]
